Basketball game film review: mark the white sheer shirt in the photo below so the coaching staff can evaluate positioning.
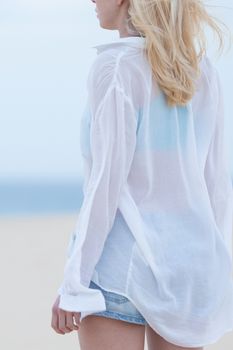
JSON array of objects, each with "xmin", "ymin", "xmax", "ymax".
[{"xmin": 57, "ymin": 36, "xmax": 233, "ymax": 347}]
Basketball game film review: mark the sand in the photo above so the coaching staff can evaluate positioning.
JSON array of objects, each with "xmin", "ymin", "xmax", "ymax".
[{"xmin": 0, "ymin": 213, "xmax": 232, "ymax": 350}]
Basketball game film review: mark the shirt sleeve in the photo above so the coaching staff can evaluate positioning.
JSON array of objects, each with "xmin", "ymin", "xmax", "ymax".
[
  {"xmin": 56, "ymin": 82, "xmax": 137, "ymax": 314},
  {"xmin": 204, "ymin": 69, "xmax": 233, "ymax": 260}
]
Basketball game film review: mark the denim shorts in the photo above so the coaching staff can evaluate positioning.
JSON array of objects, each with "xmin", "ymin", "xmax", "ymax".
[{"xmin": 88, "ymin": 280, "xmax": 147, "ymax": 325}]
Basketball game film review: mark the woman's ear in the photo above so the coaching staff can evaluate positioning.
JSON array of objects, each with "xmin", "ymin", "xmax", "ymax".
[{"xmin": 116, "ymin": 0, "xmax": 129, "ymax": 6}]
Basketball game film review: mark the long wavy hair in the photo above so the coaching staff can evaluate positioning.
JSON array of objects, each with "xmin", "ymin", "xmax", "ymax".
[{"xmin": 125, "ymin": 0, "xmax": 232, "ymax": 106}]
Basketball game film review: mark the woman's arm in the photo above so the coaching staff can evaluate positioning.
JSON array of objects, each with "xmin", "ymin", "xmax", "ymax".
[
  {"xmin": 204, "ymin": 69, "xmax": 233, "ymax": 260},
  {"xmin": 57, "ymin": 79, "xmax": 138, "ymax": 313}
]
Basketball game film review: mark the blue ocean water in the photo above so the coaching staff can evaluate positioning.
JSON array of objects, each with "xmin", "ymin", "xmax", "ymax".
[
  {"xmin": 0, "ymin": 180, "xmax": 83, "ymax": 216},
  {"xmin": 0, "ymin": 177, "xmax": 232, "ymax": 217}
]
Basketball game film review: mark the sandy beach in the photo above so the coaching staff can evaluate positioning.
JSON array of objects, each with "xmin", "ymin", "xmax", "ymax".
[{"xmin": 0, "ymin": 213, "xmax": 232, "ymax": 350}]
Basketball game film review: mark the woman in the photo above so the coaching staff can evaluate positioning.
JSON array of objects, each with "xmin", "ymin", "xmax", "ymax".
[{"xmin": 51, "ymin": 0, "xmax": 233, "ymax": 349}]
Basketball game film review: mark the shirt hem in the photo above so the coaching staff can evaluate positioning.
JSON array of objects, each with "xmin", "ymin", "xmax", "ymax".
[{"xmin": 90, "ymin": 277, "xmax": 233, "ymax": 348}]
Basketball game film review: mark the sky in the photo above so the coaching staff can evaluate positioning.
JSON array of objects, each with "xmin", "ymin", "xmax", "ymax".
[{"xmin": 0, "ymin": 0, "xmax": 233, "ymax": 183}]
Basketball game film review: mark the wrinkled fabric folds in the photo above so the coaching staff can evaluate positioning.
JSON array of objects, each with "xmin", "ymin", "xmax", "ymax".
[{"xmin": 57, "ymin": 36, "xmax": 233, "ymax": 347}]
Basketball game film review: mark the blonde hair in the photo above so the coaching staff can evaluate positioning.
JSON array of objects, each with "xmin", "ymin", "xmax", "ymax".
[{"xmin": 126, "ymin": 0, "xmax": 232, "ymax": 106}]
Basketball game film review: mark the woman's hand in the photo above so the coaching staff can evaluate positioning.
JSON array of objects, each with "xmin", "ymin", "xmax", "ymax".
[{"xmin": 51, "ymin": 295, "xmax": 81, "ymax": 334}]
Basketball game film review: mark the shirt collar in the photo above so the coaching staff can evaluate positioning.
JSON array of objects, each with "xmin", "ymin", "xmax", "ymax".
[{"xmin": 91, "ymin": 36, "xmax": 146, "ymax": 53}]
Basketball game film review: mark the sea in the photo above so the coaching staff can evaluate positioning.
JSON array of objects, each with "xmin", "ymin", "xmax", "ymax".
[{"xmin": 0, "ymin": 180, "xmax": 83, "ymax": 216}]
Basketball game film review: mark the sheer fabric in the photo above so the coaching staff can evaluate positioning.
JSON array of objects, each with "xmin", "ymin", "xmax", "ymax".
[{"xmin": 57, "ymin": 36, "xmax": 233, "ymax": 347}]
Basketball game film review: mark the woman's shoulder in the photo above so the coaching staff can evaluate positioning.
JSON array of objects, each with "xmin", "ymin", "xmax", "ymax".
[
  {"xmin": 88, "ymin": 45, "xmax": 145, "ymax": 87},
  {"xmin": 87, "ymin": 49, "xmax": 123, "ymax": 88}
]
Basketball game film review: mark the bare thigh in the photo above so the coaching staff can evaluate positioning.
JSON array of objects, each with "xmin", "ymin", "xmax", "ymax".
[
  {"xmin": 146, "ymin": 324, "xmax": 204, "ymax": 350},
  {"xmin": 78, "ymin": 315, "xmax": 146, "ymax": 350}
]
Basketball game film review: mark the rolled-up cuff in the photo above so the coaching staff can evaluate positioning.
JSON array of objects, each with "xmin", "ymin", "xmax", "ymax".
[{"xmin": 58, "ymin": 288, "xmax": 106, "ymax": 314}]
